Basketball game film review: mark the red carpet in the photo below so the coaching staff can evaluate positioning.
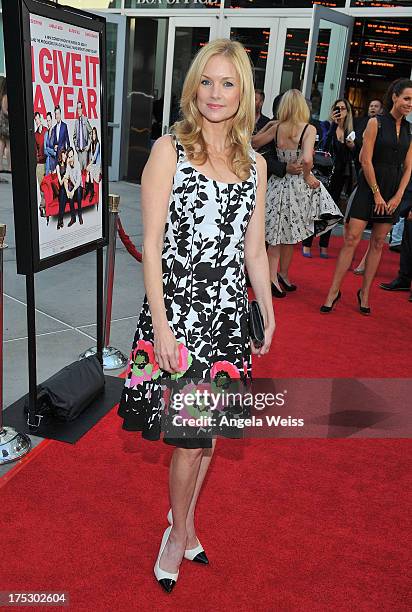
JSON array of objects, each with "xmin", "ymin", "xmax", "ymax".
[{"xmin": 1, "ymin": 237, "xmax": 410, "ymax": 611}]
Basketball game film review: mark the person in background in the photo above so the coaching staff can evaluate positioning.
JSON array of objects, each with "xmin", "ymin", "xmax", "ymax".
[
  {"xmin": 0, "ymin": 78, "xmax": 11, "ymax": 173},
  {"xmin": 302, "ymin": 98, "xmax": 355, "ymax": 258},
  {"xmin": 73, "ymin": 101, "xmax": 91, "ymax": 171},
  {"xmin": 44, "ymin": 111, "xmax": 57, "ymax": 175},
  {"xmin": 380, "ymin": 179, "xmax": 412, "ymax": 299},
  {"xmin": 84, "ymin": 127, "xmax": 101, "ymax": 202},
  {"xmin": 52, "ymin": 105, "xmax": 70, "ymax": 159},
  {"xmin": 56, "ymin": 148, "xmax": 68, "ymax": 230},
  {"xmin": 253, "ymin": 89, "xmax": 270, "ymax": 134},
  {"xmin": 355, "ymin": 99, "xmax": 383, "ymax": 143},
  {"xmin": 255, "ymin": 89, "xmax": 342, "ymax": 297},
  {"xmin": 34, "ymin": 112, "xmax": 46, "ymax": 189},
  {"xmin": 321, "ymin": 78, "xmax": 412, "ymax": 315},
  {"xmin": 64, "ymin": 147, "xmax": 83, "ymax": 227}
]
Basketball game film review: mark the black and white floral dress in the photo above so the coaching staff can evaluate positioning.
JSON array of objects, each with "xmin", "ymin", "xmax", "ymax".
[{"xmin": 118, "ymin": 136, "xmax": 257, "ymax": 448}]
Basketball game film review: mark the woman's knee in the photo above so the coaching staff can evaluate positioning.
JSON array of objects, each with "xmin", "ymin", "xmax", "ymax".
[
  {"xmin": 175, "ymin": 447, "xmax": 204, "ymax": 464},
  {"xmin": 344, "ymin": 231, "xmax": 362, "ymax": 248},
  {"xmin": 370, "ymin": 235, "xmax": 387, "ymax": 251}
]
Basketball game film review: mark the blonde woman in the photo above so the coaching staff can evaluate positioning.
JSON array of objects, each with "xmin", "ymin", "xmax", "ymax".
[
  {"xmin": 255, "ymin": 89, "xmax": 341, "ymax": 296},
  {"xmin": 118, "ymin": 39, "xmax": 275, "ymax": 592},
  {"xmin": 303, "ymin": 98, "xmax": 356, "ymax": 258}
]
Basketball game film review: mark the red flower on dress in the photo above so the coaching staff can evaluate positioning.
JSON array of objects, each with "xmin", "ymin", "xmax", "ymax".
[{"xmin": 211, "ymin": 361, "xmax": 241, "ymax": 390}]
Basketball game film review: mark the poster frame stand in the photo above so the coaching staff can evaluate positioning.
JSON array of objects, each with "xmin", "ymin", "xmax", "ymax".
[{"xmin": 3, "ymin": 0, "xmax": 108, "ymax": 430}]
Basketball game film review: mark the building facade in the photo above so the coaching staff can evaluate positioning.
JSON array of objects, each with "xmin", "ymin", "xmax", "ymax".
[{"xmin": 1, "ymin": 0, "xmax": 411, "ymax": 181}]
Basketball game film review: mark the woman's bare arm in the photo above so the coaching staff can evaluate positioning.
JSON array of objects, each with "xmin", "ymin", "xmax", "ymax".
[
  {"xmin": 360, "ymin": 118, "xmax": 386, "ymax": 214},
  {"xmin": 141, "ymin": 135, "xmax": 180, "ymax": 372},
  {"xmin": 387, "ymin": 140, "xmax": 412, "ymax": 213},
  {"xmin": 244, "ymin": 153, "xmax": 275, "ymax": 356},
  {"xmin": 252, "ymin": 122, "xmax": 277, "ymax": 151}
]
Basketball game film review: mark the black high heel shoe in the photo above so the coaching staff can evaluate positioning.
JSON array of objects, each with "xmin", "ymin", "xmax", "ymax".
[
  {"xmin": 277, "ymin": 274, "xmax": 297, "ymax": 292},
  {"xmin": 320, "ymin": 290, "xmax": 341, "ymax": 313},
  {"xmin": 357, "ymin": 289, "xmax": 371, "ymax": 315},
  {"xmin": 271, "ymin": 282, "xmax": 286, "ymax": 298}
]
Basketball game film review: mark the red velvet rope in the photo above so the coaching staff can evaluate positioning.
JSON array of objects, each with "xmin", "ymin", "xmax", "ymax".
[{"xmin": 117, "ymin": 216, "xmax": 142, "ymax": 263}]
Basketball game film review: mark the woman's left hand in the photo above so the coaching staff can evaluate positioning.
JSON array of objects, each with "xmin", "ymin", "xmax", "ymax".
[
  {"xmin": 251, "ymin": 322, "xmax": 276, "ymax": 357},
  {"xmin": 386, "ymin": 195, "xmax": 402, "ymax": 214}
]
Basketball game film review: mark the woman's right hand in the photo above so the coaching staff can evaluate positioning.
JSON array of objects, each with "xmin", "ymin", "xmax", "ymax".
[
  {"xmin": 373, "ymin": 191, "xmax": 386, "ymax": 215},
  {"xmin": 153, "ymin": 324, "xmax": 181, "ymax": 373},
  {"xmin": 305, "ymin": 174, "xmax": 320, "ymax": 190}
]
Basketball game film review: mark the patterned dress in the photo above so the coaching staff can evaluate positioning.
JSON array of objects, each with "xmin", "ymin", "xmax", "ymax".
[
  {"xmin": 265, "ymin": 124, "xmax": 342, "ymax": 245},
  {"xmin": 118, "ymin": 136, "xmax": 258, "ymax": 448}
]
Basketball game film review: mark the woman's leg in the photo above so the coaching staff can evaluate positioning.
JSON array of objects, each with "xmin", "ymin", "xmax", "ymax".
[
  {"xmin": 323, "ymin": 218, "xmax": 367, "ymax": 306},
  {"xmin": 267, "ymin": 244, "xmax": 281, "ymax": 290},
  {"xmin": 279, "ymin": 244, "xmax": 294, "ymax": 283},
  {"xmin": 185, "ymin": 440, "xmax": 216, "ymax": 549},
  {"xmin": 159, "ymin": 447, "xmax": 203, "ymax": 573},
  {"xmin": 354, "ymin": 243, "xmax": 370, "ymax": 274},
  {"xmin": 360, "ymin": 223, "xmax": 392, "ymax": 307},
  {"xmin": 319, "ymin": 229, "xmax": 333, "ymax": 253},
  {"xmin": 302, "ymin": 235, "xmax": 314, "ymax": 255}
]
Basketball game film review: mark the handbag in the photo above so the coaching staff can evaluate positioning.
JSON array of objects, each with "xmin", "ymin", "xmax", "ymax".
[
  {"xmin": 248, "ymin": 300, "xmax": 265, "ymax": 349},
  {"xmin": 24, "ymin": 354, "xmax": 105, "ymax": 423},
  {"xmin": 312, "ymin": 150, "xmax": 334, "ymax": 187}
]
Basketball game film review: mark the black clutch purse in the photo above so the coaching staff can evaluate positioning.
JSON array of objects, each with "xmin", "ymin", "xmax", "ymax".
[{"xmin": 248, "ymin": 300, "xmax": 265, "ymax": 348}]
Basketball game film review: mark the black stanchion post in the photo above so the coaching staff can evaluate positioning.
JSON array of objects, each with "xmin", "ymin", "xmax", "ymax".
[
  {"xmin": 79, "ymin": 195, "xmax": 127, "ymax": 370},
  {"xmin": 0, "ymin": 224, "xmax": 31, "ymax": 464},
  {"xmin": 96, "ymin": 246, "xmax": 104, "ymax": 367},
  {"xmin": 26, "ymin": 271, "xmax": 39, "ymax": 429}
]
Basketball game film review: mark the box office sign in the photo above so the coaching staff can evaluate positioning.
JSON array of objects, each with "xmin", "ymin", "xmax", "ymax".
[{"xmin": 3, "ymin": 0, "xmax": 108, "ymax": 274}]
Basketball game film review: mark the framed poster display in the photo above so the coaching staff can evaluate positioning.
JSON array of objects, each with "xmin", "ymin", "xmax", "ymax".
[{"xmin": 3, "ymin": 0, "xmax": 108, "ymax": 274}]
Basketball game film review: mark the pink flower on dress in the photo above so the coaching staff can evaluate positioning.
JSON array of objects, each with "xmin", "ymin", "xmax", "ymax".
[
  {"xmin": 211, "ymin": 361, "xmax": 241, "ymax": 390},
  {"xmin": 129, "ymin": 340, "xmax": 160, "ymax": 386},
  {"xmin": 170, "ymin": 343, "xmax": 193, "ymax": 380}
]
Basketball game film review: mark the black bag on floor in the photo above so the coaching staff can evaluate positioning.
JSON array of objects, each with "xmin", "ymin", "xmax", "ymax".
[{"xmin": 24, "ymin": 355, "xmax": 105, "ymax": 422}]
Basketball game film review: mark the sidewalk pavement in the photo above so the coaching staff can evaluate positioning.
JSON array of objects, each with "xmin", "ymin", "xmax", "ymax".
[{"xmin": 0, "ymin": 178, "xmax": 144, "ymax": 476}]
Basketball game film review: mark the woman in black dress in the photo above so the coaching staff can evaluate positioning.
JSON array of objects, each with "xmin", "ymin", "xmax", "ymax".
[{"xmin": 321, "ymin": 79, "xmax": 412, "ymax": 315}]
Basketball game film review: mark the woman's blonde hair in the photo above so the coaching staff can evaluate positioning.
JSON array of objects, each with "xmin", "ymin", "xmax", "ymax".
[
  {"xmin": 276, "ymin": 89, "xmax": 310, "ymax": 138},
  {"xmin": 172, "ymin": 38, "xmax": 255, "ymax": 181},
  {"xmin": 330, "ymin": 98, "xmax": 354, "ymax": 134}
]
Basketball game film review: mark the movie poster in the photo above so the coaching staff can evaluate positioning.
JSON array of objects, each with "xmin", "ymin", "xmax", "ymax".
[{"xmin": 30, "ymin": 13, "xmax": 103, "ymax": 260}]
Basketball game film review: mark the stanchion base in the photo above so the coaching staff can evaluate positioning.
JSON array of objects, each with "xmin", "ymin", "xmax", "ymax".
[
  {"xmin": 79, "ymin": 346, "xmax": 128, "ymax": 370},
  {"xmin": 0, "ymin": 427, "xmax": 31, "ymax": 465}
]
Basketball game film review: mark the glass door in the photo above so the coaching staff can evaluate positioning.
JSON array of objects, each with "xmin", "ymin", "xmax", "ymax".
[
  {"xmin": 221, "ymin": 18, "xmax": 279, "ymax": 120},
  {"xmin": 162, "ymin": 18, "xmax": 218, "ymax": 135},
  {"xmin": 104, "ymin": 14, "xmax": 126, "ymax": 181},
  {"xmin": 270, "ymin": 18, "xmax": 311, "ymax": 100},
  {"xmin": 303, "ymin": 5, "xmax": 354, "ymax": 121}
]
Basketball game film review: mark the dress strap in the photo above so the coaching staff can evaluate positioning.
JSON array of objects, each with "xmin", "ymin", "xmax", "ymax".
[
  {"xmin": 170, "ymin": 133, "xmax": 186, "ymax": 164},
  {"xmin": 297, "ymin": 123, "xmax": 309, "ymax": 151}
]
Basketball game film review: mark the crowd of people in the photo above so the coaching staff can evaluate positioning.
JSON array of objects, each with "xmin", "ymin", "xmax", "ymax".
[
  {"xmin": 251, "ymin": 79, "xmax": 412, "ymax": 311},
  {"xmin": 115, "ymin": 37, "xmax": 412, "ymax": 594},
  {"xmin": 34, "ymin": 101, "xmax": 101, "ymax": 228}
]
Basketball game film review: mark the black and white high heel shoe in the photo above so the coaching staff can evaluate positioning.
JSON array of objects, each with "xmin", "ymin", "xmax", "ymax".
[
  {"xmin": 154, "ymin": 526, "xmax": 179, "ymax": 593},
  {"xmin": 167, "ymin": 509, "xmax": 209, "ymax": 564}
]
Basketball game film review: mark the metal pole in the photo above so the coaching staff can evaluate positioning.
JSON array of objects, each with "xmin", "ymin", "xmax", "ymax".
[
  {"xmin": 79, "ymin": 194, "xmax": 127, "ymax": 370},
  {"xmin": 0, "ymin": 224, "xmax": 31, "ymax": 464}
]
